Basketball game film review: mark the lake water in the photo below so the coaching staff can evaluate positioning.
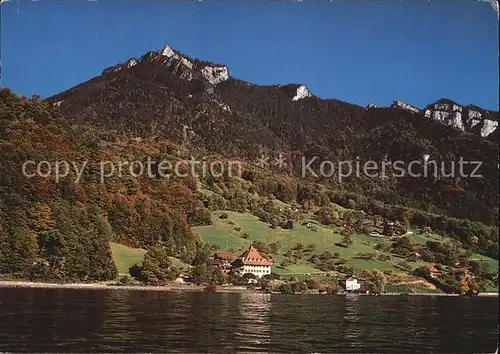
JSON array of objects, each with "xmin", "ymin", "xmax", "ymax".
[{"xmin": 0, "ymin": 288, "xmax": 498, "ymax": 353}]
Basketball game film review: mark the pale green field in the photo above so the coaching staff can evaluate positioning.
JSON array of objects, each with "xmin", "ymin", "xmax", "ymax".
[
  {"xmin": 110, "ymin": 242, "xmax": 190, "ymax": 276},
  {"xmin": 110, "ymin": 242, "xmax": 147, "ymax": 275}
]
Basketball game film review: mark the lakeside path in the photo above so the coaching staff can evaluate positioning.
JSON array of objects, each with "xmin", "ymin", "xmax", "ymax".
[{"xmin": 0, "ymin": 281, "xmax": 497, "ymax": 296}]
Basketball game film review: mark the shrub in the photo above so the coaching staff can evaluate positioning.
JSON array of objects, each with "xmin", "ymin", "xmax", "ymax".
[
  {"xmin": 281, "ymin": 219, "xmax": 294, "ymax": 229},
  {"xmin": 230, "ymin": 273, "xmax": 248, "ymax": 286},
  {"xmin": 397, "ymin": 261, "xmax": 412, "ymax": 271},
  {"xmin": 119, "ymin": 274, "xmax": 133, "ymax": 285},
  {"xmin": 204, "ymin": 283, "xmax": 217, "ymax": 292},
  {"xmin": 278, "ymin": 283, "xmax": 294, "ymax": 294},
  {"xmin": 188, "ymin": 207, "xmax": 213, "ymax": 226},
  {"xmin": 377, "ymin": 254, "xmax": 391, "ymax": 261},
  {"xmin": 191, "ymin": 263, "xmax": 225, "ymax": 285},
  {"xmin": 270, "ymin": 218, "xmax": 279, "ymax": 229},
  {"xmin": 138, "ymin": 246, "xmax": 180, "ymax": 286},
  {"xmin": 292, "ymin": 281, "xmax": 308, "ymax": 293},
  {"xmin": 269, "ymin": 242, "xmax": 280, "ymax": 255},
  {"xmin": 317, "ymin": 206, "xmax": 338, "ymax": 225},
  {"xmin": 128, "ymin": 264, "xmax": 142, "ymax": 279},
  {"xmin": 357, "ymin": 252, "xmax": 375, "ymax": 260},
  {"xmin": 258, "ymin": 211, "xmax": 271, "ymax": 223},
  {"xmin": 219, "ymin": 212, "xmax": 229, "ymax": 219},
  {"xmin": 305, "ymin": 278, "xmax": 319, "ymax": 290},
  {"xmin": 341, "ymin": 234, "xmax": 353, "ymax": 247}
]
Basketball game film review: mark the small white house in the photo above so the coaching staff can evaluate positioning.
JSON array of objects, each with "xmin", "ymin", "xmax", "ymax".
[{"xmin": 344, "ymin": 276, "xmax": 361, "ymax": 291}]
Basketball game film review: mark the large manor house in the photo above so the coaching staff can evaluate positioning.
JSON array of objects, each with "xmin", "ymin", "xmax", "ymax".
[{"xmin": 212, "ymin": 246, "xmax": 273, "ymax": 278}]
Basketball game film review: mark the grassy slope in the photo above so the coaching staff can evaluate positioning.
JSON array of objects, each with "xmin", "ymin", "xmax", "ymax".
[
  {"xmin": 110, "ymin": 242, "xmax": 146, "ymax": 275},
  {"xmin": 192, "ymin": 211, "xmax": 499, "ymax": 280},
  {"xmin": 109, "ymin": 210, "xmax": 497, "ymax": 290},
  {"xmin": 110, "ymin": 242, "xmax": 190, "ymax": 276},
  {"xmin": 193, "ymin": 211, "xmax": 412, "ymax": 275}
]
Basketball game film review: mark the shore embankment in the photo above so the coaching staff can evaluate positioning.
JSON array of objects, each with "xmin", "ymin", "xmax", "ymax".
[{"xmin": 0, "ymin": 281, "xmax": 497, "ymax": 296}]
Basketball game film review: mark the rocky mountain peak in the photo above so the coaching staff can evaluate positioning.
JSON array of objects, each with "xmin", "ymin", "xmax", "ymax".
[
  {"xmin": 200, "ymin": 65, "xmax": 229, "ymax": 85},
  {"xmin": 292, "ymin": 85, "xmax": 312, "ymax": 101},
  {"xmin": 423, "ymin": 98, "xmax": 498, "ymax": 138},
  {"xmin": 391, "ymin": 100, "xmax": 420, "ymax": 113},
  {"xmin": 67, "ymin": 43, "xmax": 499, "ymax": 142},
  {"xmin": 102, "ymin": 43, "xmax": 230, "ymax": 86},
  {"xmin": 385, "ymin": 98, "xmax": 498, "ymax": 139}
]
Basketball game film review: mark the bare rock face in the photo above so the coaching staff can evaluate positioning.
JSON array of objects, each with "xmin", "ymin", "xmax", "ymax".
[
  {"xmin": 422, "ymin": 99, "xmax": 498, "ymax": 139},
  {"xmin": 391, "ymin": 100, "xmax": 420, "ymax": 114},
  {"xmin": 102, "ymin": 43, "xmax": 229, "ymax": 87},
  {"xmin": 386, "ymin": 98, "xmax": 497, "ymax": 140},
  {"xmin": 292, "ymin": 85, "xmax": 312, "ymax": 101}
]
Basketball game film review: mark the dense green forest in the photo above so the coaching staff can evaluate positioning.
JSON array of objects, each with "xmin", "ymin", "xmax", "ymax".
[{"xmin": 0, "ymin": 89, "xmax": 199, "ymax": 281}]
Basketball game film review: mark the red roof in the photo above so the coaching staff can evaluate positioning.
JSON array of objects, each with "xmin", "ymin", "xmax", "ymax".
[
  {"xmin": 214, "ymin": 251, "xmax": 236, "ymax": 261},
  {"xmin": 240, "ymin": 246, "xmax": 273, "ymax": 266},
  {"xmin": 426, "ymin": 264, "xmax": 439, "ymax": 273}
]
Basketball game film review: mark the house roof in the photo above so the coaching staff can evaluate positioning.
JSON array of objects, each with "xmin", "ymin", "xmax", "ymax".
[
  {"xmin": 240, "ymin": 246, "xmax": 273, "ymax": 266},
  {"xmin": 426, "ymin": 264, "xmax": 439, "ymax": 272},
  {"xmin": 214, "ymin": 251, "xmax": 236, "ymax": 261},
  {"xmin": 346, "ymin": 276, "xmax": 358, "ymax": 281}
]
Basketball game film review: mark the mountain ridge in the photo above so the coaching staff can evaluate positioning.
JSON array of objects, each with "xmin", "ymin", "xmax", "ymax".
[
  {"xmin": 48, "ymin": 43, "xmax": 498, "ymax": 141},
  {"xmin": 44, "ymin": 43, "xmax": 499, "ymax": 229}
]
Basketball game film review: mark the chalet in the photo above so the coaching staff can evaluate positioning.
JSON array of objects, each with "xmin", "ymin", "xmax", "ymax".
[
  {"xmin": 426, "ymin": 264, "xmax": 440, "ymax": 278},
  {"xmin": 341, "ymin": 276, "xmax": 362, "ymax": 292},
  {"xmin": 212, "ymin": 251, "xmax": 236, "ymax": 273},
  {"xmin": 213, "ymin": 251, "xmax": 236, "ymax": 266},
  {"xmin": 232, "ymin": 245, "xmax": 273, "ymax": 278}
]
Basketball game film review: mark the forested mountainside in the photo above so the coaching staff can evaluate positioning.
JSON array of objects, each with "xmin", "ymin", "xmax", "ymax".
[
  {"xmin": 0, "ymin": 44, "xmax": 498, "ymax": 283},
  {"xmin": 0, "ymin": 91, "xmax": 200, "ymax": 281},
  {"xmin": 49, "ymin": 44, "xmax": 498, "ymax": 226}
]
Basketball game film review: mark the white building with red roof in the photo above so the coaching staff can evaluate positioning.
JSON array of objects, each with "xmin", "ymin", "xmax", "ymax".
[{"xmin": 232, "ymin": 245, "xmax": 273, "ymax": 278}]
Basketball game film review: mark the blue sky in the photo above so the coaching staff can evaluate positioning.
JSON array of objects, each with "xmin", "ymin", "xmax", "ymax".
[{"xmin": 1, "ymin": 1, "xmax": 498, "ymax": 109}]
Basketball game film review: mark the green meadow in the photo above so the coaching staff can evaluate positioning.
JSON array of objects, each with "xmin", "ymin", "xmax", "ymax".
[
  {"xmin": 110, "ymin": 242, "xmax": 190, "ymax": 275},
  {"xmin": 110, "ymin": 210, "xmax": 498, "ymax": 282}
]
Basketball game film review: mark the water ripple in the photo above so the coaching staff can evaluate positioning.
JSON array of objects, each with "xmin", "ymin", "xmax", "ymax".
[{"xmin": 0, "ymin": 289, "xmax": 497, "ymax": 353}]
